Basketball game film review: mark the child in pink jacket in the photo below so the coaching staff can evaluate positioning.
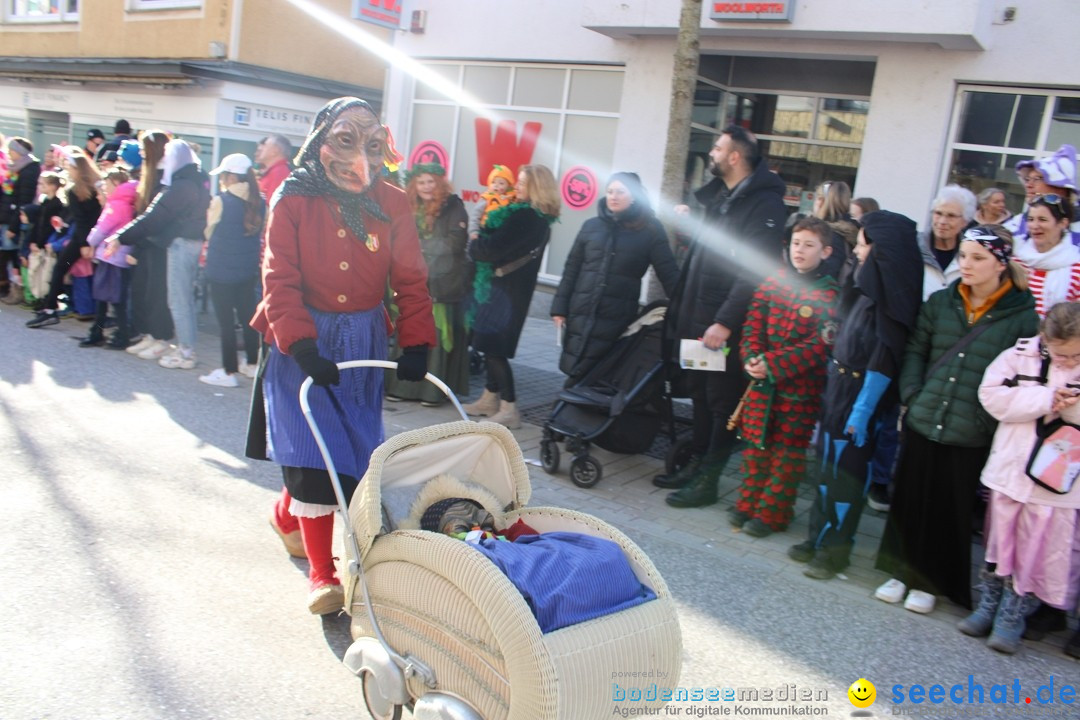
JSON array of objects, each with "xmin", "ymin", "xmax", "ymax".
[
  {"xmin": 81, "ymin": 168, "xmax": 137, "ymax": 349},
  {"xmin": 964, "ymin": 301, "xmax": 1080, "ymax": 656}
]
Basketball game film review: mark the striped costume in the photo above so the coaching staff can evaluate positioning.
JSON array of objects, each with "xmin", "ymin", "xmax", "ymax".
[{"xmin": 735, "ymin": 269, "xmax": 839, "ymax": 531}]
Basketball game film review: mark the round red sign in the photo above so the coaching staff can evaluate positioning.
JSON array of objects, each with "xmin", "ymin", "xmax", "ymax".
[
  {"xmin": 561, "ymin": 165, "xmax": 598, "ymax": 210},
  {"xmin": 407, "ymin": 140, "xmax": 449, "ymax": 171}
]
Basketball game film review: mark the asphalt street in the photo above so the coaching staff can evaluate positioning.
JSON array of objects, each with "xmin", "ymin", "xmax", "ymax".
[{"xmin": 1, "ymin": 303, "xmax": 1076, "ymax": 720}]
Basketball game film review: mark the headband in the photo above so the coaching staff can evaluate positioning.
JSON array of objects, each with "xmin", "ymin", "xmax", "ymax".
[
  {"xmin": 405, "ymin": 162, "xmax": 446, "ymax": 184},
  {"xmin": 961, "ymin": 227, "xmax": 1010, "ymax": 264}
]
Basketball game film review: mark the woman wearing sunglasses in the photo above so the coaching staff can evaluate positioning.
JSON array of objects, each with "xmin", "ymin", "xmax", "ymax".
[
  {"xmin": 1014, "ymin": 194, "xmax": 1080, "ymax": 318},
  {"xmin": 1006, "ymin": 144, "xmax": 1079, "ymax": 247}
]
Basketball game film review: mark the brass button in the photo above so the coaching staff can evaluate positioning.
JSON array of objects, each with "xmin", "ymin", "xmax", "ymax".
[
  {"xmin": 339, "ymin": 261, "xmax": 349, "ymax": 271},
  {"xmin": 337, "ymin": 294, "xmax": 347, "ymax": 304},
  {"xmin": 337, "ymin": 229, "xmax": 347, "ymax": 238}
]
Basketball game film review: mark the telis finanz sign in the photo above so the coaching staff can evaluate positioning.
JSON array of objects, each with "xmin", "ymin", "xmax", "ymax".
[{"xmin": 711, "ymin": 1, "xmax": 795, "ymax": 22}]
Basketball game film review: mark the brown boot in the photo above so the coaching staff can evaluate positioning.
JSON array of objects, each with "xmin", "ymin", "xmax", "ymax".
[
  {"xmin": 462, "ymin": 389, "xmax": 499, "ymax": 417},
  {"xmin": 487, "ymin": 400, "xmax": 521, "ymax": 429},
  {"xmin": 0, "ymin": 284, "xmax": 21, "ymax": 305}
]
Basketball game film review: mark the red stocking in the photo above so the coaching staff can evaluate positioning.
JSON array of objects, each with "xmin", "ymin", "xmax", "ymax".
[
  {"xmin": 273, "ymin": 486, "xmax": 300, "ymax": 534},
  {"xmin": 298, "ymin": 513, "xmax": 338, "ymax": 589}
]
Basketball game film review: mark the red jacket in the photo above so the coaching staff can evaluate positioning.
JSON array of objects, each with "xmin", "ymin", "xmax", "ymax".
[
  {"xmin": 258, "ymin": 159, "xmax": 290, "ymax": 201},
  {"xmin": 251, "ymin": 179, "xmax": 436, "ymax": 353}
]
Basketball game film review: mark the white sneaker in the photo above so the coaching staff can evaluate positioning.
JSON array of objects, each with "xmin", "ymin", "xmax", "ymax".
[
  {"xmin": 137, "ymin": 339, "xmax": 170, "ymax": 360},
  {"xmin": 903, "ymin": 589, "xmax": 936, "ymax": 614},
  {"xmin": 199, "ymin": 368, "xmax": 239, "ymax": 387},
  {"xmin": 159, "ymin": 348, "xmax": 196, "ymax": 370},
  {"xmin": 874, "ymin": 578, "xmax": 907, "ymax": 604},
  {"xmin": 125, "ymin": 335, "xmax": 154, "ymax": 355},
  {"xmin": 238, "ymin": 361, "xmax": 257, "ymax": 379}
]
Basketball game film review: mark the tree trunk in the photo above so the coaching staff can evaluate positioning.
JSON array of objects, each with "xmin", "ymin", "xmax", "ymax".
[{"xmin": 648, "ymin": 0, "xmax": 702, "ymax": 302}]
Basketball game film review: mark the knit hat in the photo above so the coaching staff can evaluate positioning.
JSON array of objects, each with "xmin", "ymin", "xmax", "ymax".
[
  {"xmin": 487, "ymin": 164, "xmax": 515, "ymax": 190},
  {"xmin": 1015, "ymin": 144, "xmax": 1077, "ymax": 192},
  {"xmin": 419, "ymin": 497, "xmax": 491, "ymax": 534},
  {"xmin": 119, "ymin": 139, "xmax": 142, "ymax": 169},
  {"xmin": 607, "ymin": 171, "xmax": 651, "ymax": 210}
]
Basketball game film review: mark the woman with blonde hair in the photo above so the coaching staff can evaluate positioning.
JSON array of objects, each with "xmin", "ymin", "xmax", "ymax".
[
  {"xmin": 117, "ymin": 130, "xmax": 173, "ymax": 355},
  {"xmin": 464, "ymin": 164, "xmax": 561, "ymax": 428},
  {"xmin": 26, "ymin": 147, "xmax": 102, "ymax": 328},
  {"xmin": 812, "ymin": 180, "xmax": 852, "ymax": 224}
]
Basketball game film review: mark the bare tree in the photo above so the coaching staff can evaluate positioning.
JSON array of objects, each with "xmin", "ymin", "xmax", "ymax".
[{"xmin": 647, "ymin": 0, "xmax": 702, "ymax": 301}]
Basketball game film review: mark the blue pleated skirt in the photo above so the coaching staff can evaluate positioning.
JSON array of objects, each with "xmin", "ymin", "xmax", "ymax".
[{"xmin": 264, "ymin": 306, "xmax": 387, "ymax": 503}]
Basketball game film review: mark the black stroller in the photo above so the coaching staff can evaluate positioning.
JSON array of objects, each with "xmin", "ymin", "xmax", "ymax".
[{"xmin": 540, "ymin": 302, "xmax": 692, "ymax": 488}]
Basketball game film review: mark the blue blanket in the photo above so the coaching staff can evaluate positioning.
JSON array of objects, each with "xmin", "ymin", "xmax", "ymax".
[{"xmin": 471, "ymin": 532, "xmax": 656, "ymax": 633}]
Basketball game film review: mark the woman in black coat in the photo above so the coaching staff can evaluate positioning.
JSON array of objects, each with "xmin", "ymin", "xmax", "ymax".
[
  {"xmin": 464, "ymin": 164, "xmax": 561, "ymax": 428},
  {"xmin": 551, "ymin": 172, "xmax": 679, "ymax": 383}
]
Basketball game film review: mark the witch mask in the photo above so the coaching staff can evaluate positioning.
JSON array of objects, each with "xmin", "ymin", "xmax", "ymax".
[{"xmin": 319, "ymin": 106, "xmax": 388, "ymax": 194}]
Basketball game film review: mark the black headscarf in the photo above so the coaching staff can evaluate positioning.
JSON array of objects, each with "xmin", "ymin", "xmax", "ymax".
[
  {"xmin": 278, "ymin": 97, "xmax": 389, "ymax": 242},
  {"xmin": 856, "ymin": 209, "xmax": 922, "ymax": 365}
]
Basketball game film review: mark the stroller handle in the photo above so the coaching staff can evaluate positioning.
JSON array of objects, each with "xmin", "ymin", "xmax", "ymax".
[{"xmin": 298, "ymin": 360, "xmax": 469, "ymax": 421}]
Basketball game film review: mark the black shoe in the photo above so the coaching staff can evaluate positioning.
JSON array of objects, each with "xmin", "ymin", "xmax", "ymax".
[
  {"xmin": 666, "ymin": 474, "xmax": 719, "ymax": 508},
  {"xmin": 1066, "ymin": 629, "xmax": 1080, "ymax": 659},
  {"xmin": 653, "ymin": 455, "xmax": 703, "ymax": 489},
  {"xmin": 742, "ymin": 518, "xmax": 773, "ymax": 538},
  {"xmin": 803, "ymin": 547, "xmax": 850, "ymax": 580},
  {"xmin": 727, "ymin": 508, "xmax": 751, "ymax": 528},
  {"xmin": 26, "ymin": 311, "xmax": 59, "ymax": 328},
  {"xmin": 866, "ymin": 483, "xmax": 891, "ymax": 513},
  {"xmin": 78, "ymin": 335, "xmax": 105, "ymax": 348},
  {"xmin": 788, "ymin": 541, "xmax": 815, "ymax": 563},
  {"xmin": 1022, "ymin": 603, "xmax": 1068, "ymax": 640}
]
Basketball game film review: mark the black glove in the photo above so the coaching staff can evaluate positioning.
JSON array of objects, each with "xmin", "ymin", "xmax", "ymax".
[
  {"xmin": 396, "ymin": 345, "xmax": 429, "ymax": 382},
  {"xmin": 289, "ymin": 338, "xmax": 339, "ymax": 387}
]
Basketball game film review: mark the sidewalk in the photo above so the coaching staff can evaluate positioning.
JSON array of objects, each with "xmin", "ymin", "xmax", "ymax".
[{"xmin": 382, "ymin": 311, "xmax": 1076, "ymax": 658}]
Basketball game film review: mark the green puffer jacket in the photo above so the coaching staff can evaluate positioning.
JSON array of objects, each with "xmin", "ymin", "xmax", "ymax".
[{"xmin": 900, "ymin": 280, "xmax": 1038, "ymax": 447}]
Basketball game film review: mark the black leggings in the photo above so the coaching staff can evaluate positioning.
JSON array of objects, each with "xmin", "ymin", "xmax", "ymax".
[
  {"xmin": 210, "ymin": 278, "xmax": 259, "ymax": 373},
  {"xmin": 41, "ymin": 240, "xmax": 83, "ymax": 310},
  {"xmin": 484, "ymin": 355, "xmax": 515, "ymax": 403}
]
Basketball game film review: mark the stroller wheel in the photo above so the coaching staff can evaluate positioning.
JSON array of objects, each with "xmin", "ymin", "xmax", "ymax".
[
  {"xmin": 361, "ymin": 670, "xmax": 403, "ymax": 720},
  {"xmin": 569, "ymin": 455, "xmax": 603, "ymax": 488},
  {"xmin": 540, "ymin": 439, "xmax": 560, "ymax": 474},
  {"xmin": 665, "ymin": 436, "xmax": 696, "ymax": 476}
]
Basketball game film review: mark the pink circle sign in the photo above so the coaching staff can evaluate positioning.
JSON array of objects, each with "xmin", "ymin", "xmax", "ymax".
[
  {"xmin": 408, "ymin": 140, "xmax": 449, "ymax": 170},
  {"xmin": 561, "ymin": 166, "xmax": 598, "ymax": 210}
]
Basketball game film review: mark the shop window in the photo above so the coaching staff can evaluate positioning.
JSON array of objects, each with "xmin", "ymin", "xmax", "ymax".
[
  {"xmin": 945, "ymin": 87, "xmax": 1080, "ymax": 216},
  {"xmin": 416, "ymin": 64, "xmax": 460, "ymax": 102},
  {"xmin": 7, "ymin": 0, "xmax": 78, "ymax": 21},
  {"xmin": 567, "ymin": 69, "xmax": 622, "ymax": 113},
  {"xmin": 690, "ymin": 86, "xmax": 868, "ymax": 210},
  {"xmin": 512, "ymin": 68, "xmax": 566, "ymax": 110},
  {"xmin": 127, "ymin": 0, "xmax": 202, "ymax": 10},
  {"xmin": 463, "ymin": 65, "xmax": 511, "ymax": 106}
]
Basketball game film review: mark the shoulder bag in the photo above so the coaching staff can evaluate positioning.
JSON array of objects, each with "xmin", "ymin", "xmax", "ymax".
[{"xmin": 1024, "ymin": 350, "xmax": 1080, "ymax": 495}]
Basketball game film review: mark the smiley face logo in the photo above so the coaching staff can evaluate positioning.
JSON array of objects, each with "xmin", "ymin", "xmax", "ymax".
[{"xmin": 847, "ymin": 678, "xmax": 876, "ymax": 709}]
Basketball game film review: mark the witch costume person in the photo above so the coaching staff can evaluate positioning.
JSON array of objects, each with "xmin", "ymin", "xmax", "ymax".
[
  {"xmin": 787, "ymin": 210, "xmax": 924, "ymax": 580},
  {"xmin": 247, "ymin": 97, "xmax": 435, "ymax": 615}
]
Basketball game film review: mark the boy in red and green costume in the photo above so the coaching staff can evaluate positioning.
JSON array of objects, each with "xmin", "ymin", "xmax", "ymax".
[{"xmin": 732, "ymin": 217, "xmax": 840, "ymax": 537}]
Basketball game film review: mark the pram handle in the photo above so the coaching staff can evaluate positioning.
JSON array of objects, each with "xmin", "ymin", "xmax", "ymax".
[{"xmin": 298, "ymin": 360, "xmax": 461, "ymax": 691}]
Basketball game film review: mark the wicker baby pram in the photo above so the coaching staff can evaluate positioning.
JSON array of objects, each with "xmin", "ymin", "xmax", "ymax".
[{"xmin": 300, "ymin": 361, "xmax": 682, "ymax": 720}]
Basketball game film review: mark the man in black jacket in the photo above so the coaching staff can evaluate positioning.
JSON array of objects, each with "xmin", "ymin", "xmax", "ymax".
[{"xmin": 658, "ymin": 125, "xmax": 787, "ymax": 508}]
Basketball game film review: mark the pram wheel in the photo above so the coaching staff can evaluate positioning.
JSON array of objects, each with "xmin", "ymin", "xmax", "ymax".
[
  {"xmin": 570, "ymin": 455, "xmax": 602, "ymax": 488},
  {"xmin": 665, "ymin": 436, "xmax": 695, "ymax": 476},
  {"xmin": 361, "ymin": 670, "xmax": 402, "ymax": 720},
  {"xmin": 540, "ymin": 439, "xmax": 560, "ymax": 474}
]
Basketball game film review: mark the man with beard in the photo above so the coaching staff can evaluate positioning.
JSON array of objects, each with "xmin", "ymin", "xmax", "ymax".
[
  {"xmin": 657, "ymin": 125, "xmax": 787, "ymax": 509},
  {"xmin": 247, "ymin": 97, "xmax": 435, "ymax": 615}
]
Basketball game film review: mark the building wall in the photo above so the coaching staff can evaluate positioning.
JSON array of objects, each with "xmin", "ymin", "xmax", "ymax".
[
  {"xmin": 0, "ymin": 0, "xmax": 388, "ymax": 91},
  {"xmin": 387, "ymin": 0, "xmax": 1080, "ymax": 228},
  {"xmin": 236, "ymin": 0, "xmax": 389, "ymax": 89},
  {"xmin": 0, "ymin": 0, "xmax": 230, "ymax": 58}
]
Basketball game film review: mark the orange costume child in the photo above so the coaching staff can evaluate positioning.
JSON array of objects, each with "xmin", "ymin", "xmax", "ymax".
[{"xmin": 467, "ymin": 164, "xmax": 516, "ymax": 239}]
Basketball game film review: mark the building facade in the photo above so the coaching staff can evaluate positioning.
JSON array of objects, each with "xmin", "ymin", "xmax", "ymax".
[
  {"xmin": 383, "ymin": 0, "xmax": 1080, "ymax": 283},
  {"xmin": 0, "ymin": 0, "xmax": 392, "ymax": 169}
]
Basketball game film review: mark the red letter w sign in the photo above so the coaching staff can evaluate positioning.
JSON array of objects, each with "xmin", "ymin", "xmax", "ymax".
[{"xmin": 474, "ymin": 119, "xmax": 542, "ymax": 185}]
